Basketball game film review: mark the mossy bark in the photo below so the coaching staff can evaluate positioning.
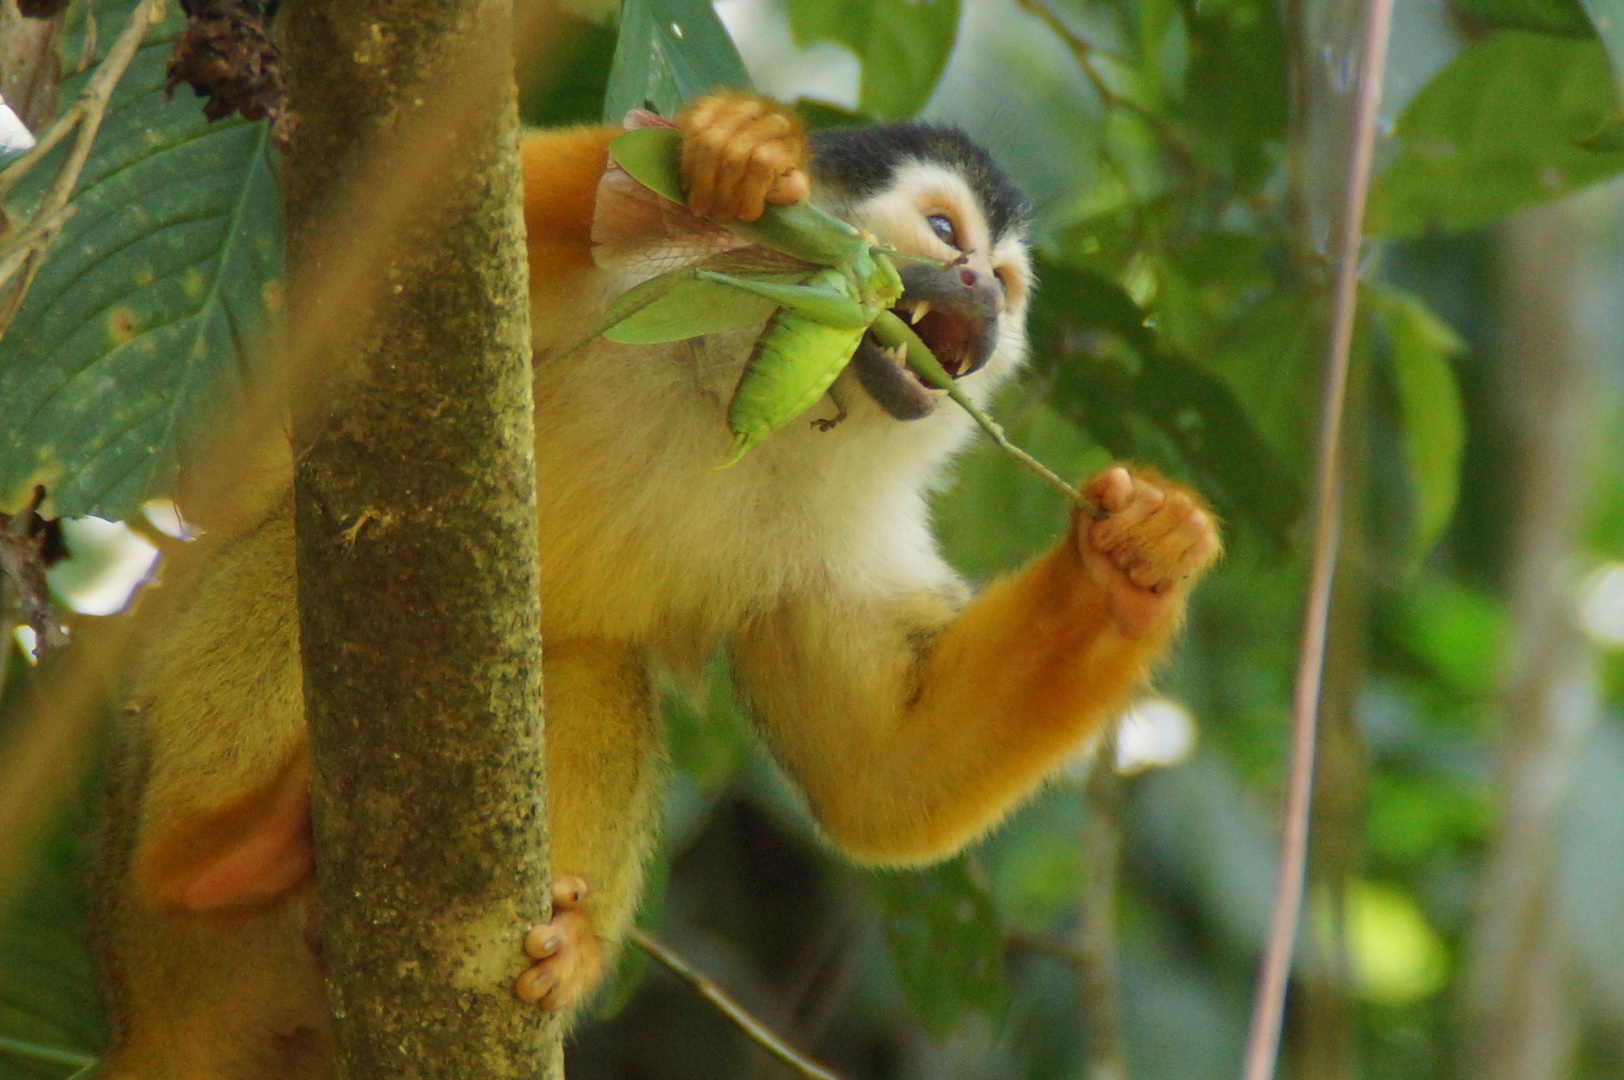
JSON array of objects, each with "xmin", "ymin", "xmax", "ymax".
[{"xmin": 280, "ymin": 1, "xmax": 557, "ymax": 1077}]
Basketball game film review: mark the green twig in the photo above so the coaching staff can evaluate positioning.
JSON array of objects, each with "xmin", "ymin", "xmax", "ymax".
[
  {"xmin": 870, "ymin": 309, "xmax": 1104, "ymax": 519},
  {"xmin": 1010, "ymin": 0, "xmax": 1209, "ymax": 184},
  {"xmin": 0, "ymin": 1035, "xmax": 97, "ymax": 1070}
]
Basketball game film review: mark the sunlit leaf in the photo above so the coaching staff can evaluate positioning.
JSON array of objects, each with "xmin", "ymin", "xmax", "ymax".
[
  {"xmin": 0, "ymin": 0, "xmax": 283, "ymax": 522},
  {"xmin": 1377, "ymin": 289, "xmax": 1467, "ymax": 562},
  {"xmin": 602, "ymin": 0, "xmax": 750, "ymax": 122},
  {"xmin": 872, "ymin": 858, "xmax": 1005, "ymax": 1037},
  {"xmin": 1368, "ymin": 32, "xmax": 1624, "ymax": 236},
  {"xmin": 785, "ymin": 0, "xmax": 960, "ymax": 119},
  {"xmin": 1389, "ymin": 577, "xmax": 1507, "ymax": 696}
]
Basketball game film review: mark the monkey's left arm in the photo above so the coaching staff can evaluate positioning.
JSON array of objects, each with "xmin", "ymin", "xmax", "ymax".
[{"xmin": 733, "ymin": 466, "xmax": 1220, "ymax": 864}]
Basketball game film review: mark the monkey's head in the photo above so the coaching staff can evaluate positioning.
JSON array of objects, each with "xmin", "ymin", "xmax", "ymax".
[{"xmin": 809, "ymin": 124, "xmax": 1032, "ymax": 423}]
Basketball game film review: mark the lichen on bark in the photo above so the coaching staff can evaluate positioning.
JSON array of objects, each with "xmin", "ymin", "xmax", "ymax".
[{"xmin": 280, "ymin": 0, "xmax": 557, "ymax": 1076}]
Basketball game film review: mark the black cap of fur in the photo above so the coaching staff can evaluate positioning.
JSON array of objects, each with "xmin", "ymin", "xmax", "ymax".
[{"xmin": 809, "ymin": 123, "xmax": 1031, "ymax": 243}]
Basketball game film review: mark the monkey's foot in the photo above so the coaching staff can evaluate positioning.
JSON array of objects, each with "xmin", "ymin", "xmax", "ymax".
[
  {"xmin": 677, "ymin": 91, "xmax": 810, "ymax": 222},
  {"xmin": 1079, "ymin": 466, "xmax": 1221, "ymax": 640},
  {"xmin": 516, "ymin": 876, "xmax": 606, "ymax": 1012}
]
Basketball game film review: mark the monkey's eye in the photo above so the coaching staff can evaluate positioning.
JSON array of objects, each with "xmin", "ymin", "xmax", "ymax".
[{"xmin": 926, "ymin": 213, "xmax": 958, "ymax": 249}]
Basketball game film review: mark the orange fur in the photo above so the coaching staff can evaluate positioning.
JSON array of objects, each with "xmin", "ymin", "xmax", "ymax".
[
  {"xmin": 95, "ymin": 92, "xmax": 1220, "ymax": 1080},
  {"xmin": 736, "ymin": 504, "xmax": 1189, "ymax": 865},
  {"xmin": 520, "ymin": 124, "xmax": 618, "ymax": 277}
]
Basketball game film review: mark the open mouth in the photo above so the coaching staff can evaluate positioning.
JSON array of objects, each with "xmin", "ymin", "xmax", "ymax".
[
  {"xmin": 850, "ymin": 268, "xmax": 1001, "ymax": 421},
  {"xmin": 892, "ymin": 299, "xmax": 983, "ymax": 380}
]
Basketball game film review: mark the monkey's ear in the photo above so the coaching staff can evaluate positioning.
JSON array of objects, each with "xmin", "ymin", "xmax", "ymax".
[{"xmin": 139, "ymin": 750, "xmax": 315, "ymax": 912}]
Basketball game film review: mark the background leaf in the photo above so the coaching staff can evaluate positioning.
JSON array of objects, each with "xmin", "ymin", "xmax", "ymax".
[
  {"xmin": 1454, "ymin": 0, "xmax": 1596, "ymax": 37},
  {"xmin": 784, "ymin": 0, "xmax": 961, "ymax": 119},
  {"xmin": 602, "ymin": 0, "xmax": 750, "ymax": 122},
  {"xmin": 1029, "ymin": 260, "xmax": 1303, "ymax": 541},
  {"xmin": 0, "ymin": 0, "xmax": 283, "ymax": 521},
  {"xmin": 1377, "ymin": 288, "xmax": 1467, "ymax": 562},
  {"xmin": 871, "ymin": 858, "xmax": 1006, "ymax": 1037},
  {"xmin": 0, "ymin": 651, "xmax": 104, "ymax": 1080},
  {"xmin": 1368, "ymin": 32, "xmax": 1624, "ymax": 236}
]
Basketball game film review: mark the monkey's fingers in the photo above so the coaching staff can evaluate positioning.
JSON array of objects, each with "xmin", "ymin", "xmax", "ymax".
[{"xmin": 678, "ymin": 92, "xmax": 808, "ymax": 221}]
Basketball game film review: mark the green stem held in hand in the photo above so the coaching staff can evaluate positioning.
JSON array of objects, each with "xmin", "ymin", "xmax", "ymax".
[{"xmin": 869, "ymin": 310, "xmax": 1103, "ymax": 520}]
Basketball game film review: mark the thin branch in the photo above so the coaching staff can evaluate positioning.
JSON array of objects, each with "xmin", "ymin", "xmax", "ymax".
[
  {"xmin": 1079, "ymin": 734, "xmax": 1128, "ymax": 1080},
  {"xmin": 1008, "ymin": 928, "xmax": 1090, "ymax": 967},
  {"xmin": 629, "ymin": 927, "xmax": 853, "ymax": 1080},
  {"xmin": 1239, "ymin": 0, "xmax": 1396, "ymax": 1077},
  {"xmin": 0, "ymin": 1035, "xmax": 97, "ymax": 1070},
  {"xmin": 1010, "ymin": 0, "xmax": 1208, "ymax": 184}
]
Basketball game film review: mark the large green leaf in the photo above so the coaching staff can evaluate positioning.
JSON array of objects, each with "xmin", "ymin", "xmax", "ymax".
[
  {"xmin": 602, "ymin": 0, "xmax": 750, "ymax": 122},
  {"xmin": 1367, "ymin": 31, "xmax": 1624, "ymax": 236},
  {"xmin": 0, "ymin": 651, "xmax": 104, "ymax": 1080},
  {"xmin": 872, "ymin": 857, "xmax": 1006, "ymax": 1038},
  {"xmin": 1376, "ymin": 288, "xmax": 1467, "ymax": 563},
  {"xmin": 0, "ymin": 0, "xmax": 283, "ymax": 521},
  {"xmin": 785, "ymin": 0, "xmax": 960, "ymax": 119},
  {"xmin": 1177, "ymin": 0, "xmax": 1288, "ymax": 188},
  {"xmin": 1029, "ymin": 260, "xmax": 1303, "ymax": 542}
]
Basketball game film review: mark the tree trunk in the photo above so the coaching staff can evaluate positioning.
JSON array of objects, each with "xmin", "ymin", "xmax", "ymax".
[{"xmin": 281, "ymin": 1, "xmax": 558, "ymax": 1077}]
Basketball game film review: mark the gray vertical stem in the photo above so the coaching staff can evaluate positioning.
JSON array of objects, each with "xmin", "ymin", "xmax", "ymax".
[
  {"xmin": 281, "ymin": 1, "xmax": 557, "ymax": 1077},
  {"xmin": 1461, "ymin": 200, "xmax": 1599, "ymax": 1080}
]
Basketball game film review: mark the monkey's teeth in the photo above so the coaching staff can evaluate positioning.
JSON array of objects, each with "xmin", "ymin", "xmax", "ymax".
[
  {"xmin": 909, "ymin": 301, "xmax": 931, "ymax": 325},
  {"xmin": 883, "ymin": 345, "xmax": 907, "ymax": 366}
]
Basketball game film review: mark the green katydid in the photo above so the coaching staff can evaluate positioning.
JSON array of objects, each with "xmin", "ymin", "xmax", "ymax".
[{"xmin": 582, "ymin": 124, "xmax": 1102, "ymax": 516}]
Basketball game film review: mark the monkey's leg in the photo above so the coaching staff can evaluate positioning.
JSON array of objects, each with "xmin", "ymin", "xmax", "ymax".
[
  {"xmin": 515, "ymin": 638, "xmax": 666, "ymax": 1019},
  {"xmin": 92, "ymin": 512, "xmax": 332, "ymax": 1080},
  {"xmin": 93, "ymin": 730, "xmax": 331, "ymax": 1080}
]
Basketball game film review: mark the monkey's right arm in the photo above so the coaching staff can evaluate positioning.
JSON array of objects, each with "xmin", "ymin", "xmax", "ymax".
[{"xmin": 733, "ymin": 467, "xmax": 1220, "ymax": 865}]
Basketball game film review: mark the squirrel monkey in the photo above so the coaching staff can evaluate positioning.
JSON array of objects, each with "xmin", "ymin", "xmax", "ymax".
[{"xmin": 90, "ymin": 92, "xmax": 1220, "ymax": 1078}]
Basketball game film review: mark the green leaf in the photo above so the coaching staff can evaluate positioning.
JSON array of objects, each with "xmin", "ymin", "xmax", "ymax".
[
  {"xmin": 661, "ymin": 653, "xmax": 752, "ymax": 793},
  {"xmin": 1178, "ymin": 0, "xmax": 1288, "ymax": 187},
  {"xmin": 872, "ymin": 858, "xmax": 1005, "ymax": 1038},
  {"xmin": 1368, "ymin": 32, "xmax": 1624, "ymax": 236},
  {"xmin": 785, "ymin": 0, "xmax": 960, "ymax": 119},
  {"xmin": 0, "ymin": 660, "xmax": 104, "ymax": 1078},
  {"xmin": 0, "ymin": 0, "xmax": 283, "ymax": 520},
  {"xmin": 1391, "ymin": 577, "xmax": 1506, "ymax": 696},
  {"xmin": 602, "ymin": 0, "xmax": 750, "ymax": 122},
  {"xmin": 1029, "ymin": 260, "xmax": 1303, "ymax": 541},
  {"xmin": 1454, "ymin": 0, "xmax": 1595, "ymax": 37},
  {"xmin": 599, "ymin": 270, "xmax": 783, "ymax": 344},
  {"xmin": 1376, "ymin": 289, "xmax": 1466, "ymax": 562}
]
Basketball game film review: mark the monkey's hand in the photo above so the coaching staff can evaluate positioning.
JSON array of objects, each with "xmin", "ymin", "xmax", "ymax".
[
  {"xmin": 677, "ymin": 91, "xmax": 810, "ymax": 222},
  {"xmin": 516, "ymin": 875, "xmax": 607, "ymax": 1012},
  {"xmin": 1078, "ymin": 466, "xmax": 1221, "ymax": 641}
]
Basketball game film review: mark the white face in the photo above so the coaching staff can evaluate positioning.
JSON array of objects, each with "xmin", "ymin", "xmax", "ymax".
[
  {"xmin": 816, "ymin": 159, "xmax": 1033, "ymax": 419},
  {"xmin": 835, "ymin": 160, "xmax": 1032, "ymax": 321}
]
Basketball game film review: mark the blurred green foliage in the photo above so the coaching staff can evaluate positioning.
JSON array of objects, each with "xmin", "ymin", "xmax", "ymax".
[{"xmin": 5, "ymin": 0, "xmax": 1624, "ymax": 1077}]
